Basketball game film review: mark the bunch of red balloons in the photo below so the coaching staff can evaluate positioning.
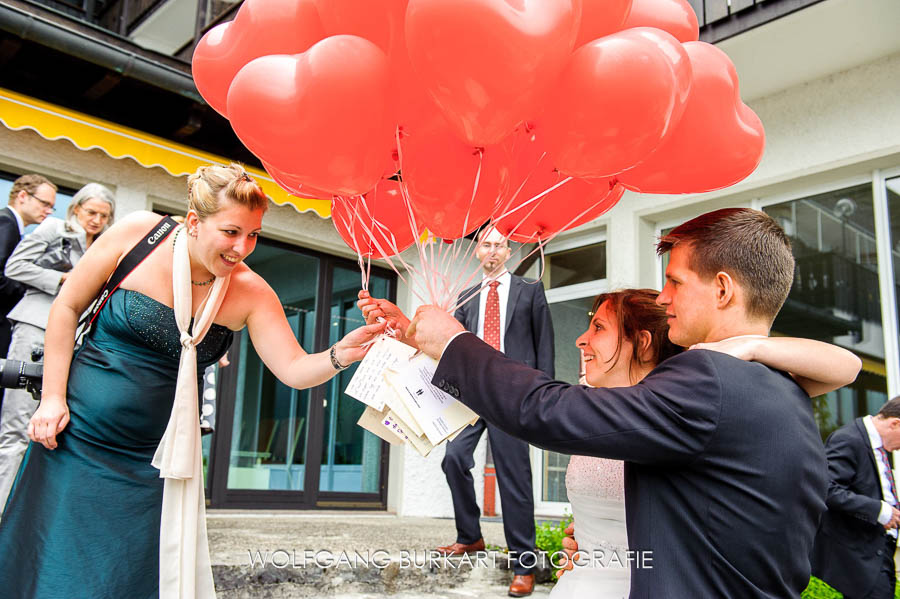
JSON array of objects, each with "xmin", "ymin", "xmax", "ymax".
[{"xmin": 193, "ymin": 0, "xmax": 765, "ymax": 257}]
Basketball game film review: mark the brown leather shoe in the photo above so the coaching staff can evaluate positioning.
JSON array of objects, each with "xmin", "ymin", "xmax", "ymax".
[
  {"xmin": 434, "ymin": 538, "xmax": 486, "ymax": 556},
  {"xmin": 508, "ymin": 574, "xmax": 534, "ymax": 597}
]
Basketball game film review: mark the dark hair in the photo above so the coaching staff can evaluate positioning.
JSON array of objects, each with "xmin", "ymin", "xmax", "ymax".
[
  {"xmin": 591, "ymin": 289, "xmax": 682, "ymax": 382},
  {"xmin": 9, "ymin": 174, "xmax": 57, "ymax": 205},
  {"xmin": 877, "ymin": 397, "xmax": 900, "ymax": 419},
  {"xmin": 656, "ymin": 208, "xmax": 794, "ymax": 324}
]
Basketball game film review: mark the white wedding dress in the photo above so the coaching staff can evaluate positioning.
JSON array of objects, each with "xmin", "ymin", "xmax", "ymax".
[{"xmin": 549, "ymin": 455, "xmax": 631, "ymax": 598}]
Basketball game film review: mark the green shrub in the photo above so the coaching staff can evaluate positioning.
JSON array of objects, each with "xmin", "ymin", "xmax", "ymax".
[
  {"xmin": 534, "ymin": 513, "xmax": 574, "ymax": 577},
  {"xmin": 801, "ymin": 576, "xmax": 900, "ymax": 599}
]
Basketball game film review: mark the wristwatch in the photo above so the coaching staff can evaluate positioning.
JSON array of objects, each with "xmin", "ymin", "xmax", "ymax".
[{"xmin": 329, "ymin": 344, "xmax": 349, "ymax": 371}]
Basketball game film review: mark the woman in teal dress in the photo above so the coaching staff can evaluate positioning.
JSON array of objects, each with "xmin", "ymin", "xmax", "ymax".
[{"xmin": 0, "ymin": 164, "xmax": 383, "ymax": 598}]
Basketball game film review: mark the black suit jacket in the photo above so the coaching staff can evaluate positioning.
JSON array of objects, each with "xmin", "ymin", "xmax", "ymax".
[
  {"xmin": 433, "ymin": 334, "xmax": 828, "ymax": 598},
  {"xmin": 0, "ymin": 207, "xmax": 24, "ymax": 314},
  {"xmin": 811, "ymin": 418, "xmax": 897, "ymax": 596},
  {"xmin": 454, "ymin": 274, "xmax": 554, "ymax": 377}
]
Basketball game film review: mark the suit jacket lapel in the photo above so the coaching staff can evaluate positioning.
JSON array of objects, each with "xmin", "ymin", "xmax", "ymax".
[
  {"xmin": 505, "ymin": 276, "xmax": 522, "ymax": 332},
  {"xmin": 462, "ymin": 284, "xmax": 480, "ymax": 334}
]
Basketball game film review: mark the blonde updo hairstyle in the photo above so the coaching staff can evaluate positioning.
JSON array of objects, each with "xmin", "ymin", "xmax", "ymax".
[{"xmin": 187, "ymin": 163, "xmax": 268, "ymax": 219}]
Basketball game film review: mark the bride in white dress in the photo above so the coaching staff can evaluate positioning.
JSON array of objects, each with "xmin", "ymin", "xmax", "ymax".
[{"xmin": 550, "ymin": 289, "xmax": 860, "ymax": 598}]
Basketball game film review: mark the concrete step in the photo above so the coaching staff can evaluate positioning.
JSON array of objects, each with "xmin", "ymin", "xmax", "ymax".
[{"xmin": 208, "ymin": 512, "xmax": 556, "ymax": 598}]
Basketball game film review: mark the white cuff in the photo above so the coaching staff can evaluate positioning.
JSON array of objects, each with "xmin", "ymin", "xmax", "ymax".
[
  {"xmin": 878, "ymin": 501, "xmax": 894, "ymax": 525},
  {"xmin": 439, "ymin": 331, "xmax": 470, "ymax": 360}
]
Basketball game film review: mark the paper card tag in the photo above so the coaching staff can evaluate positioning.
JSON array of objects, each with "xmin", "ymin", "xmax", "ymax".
[
  {"xmin": 357, "ymin": 406, "xmax": 405, "ymax": 446},
  {"xmin": 395, "ymin": 353, "xmax": 478, "ymax": 446},
  {"xmin": 346, "ymin": 336, "xmax": 417, "ymax": 410}
]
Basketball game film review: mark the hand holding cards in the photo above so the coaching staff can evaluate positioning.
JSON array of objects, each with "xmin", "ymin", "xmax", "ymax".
[{"xmin": 347, "ymin": 336, "xmax": 477, "ymax": 456}]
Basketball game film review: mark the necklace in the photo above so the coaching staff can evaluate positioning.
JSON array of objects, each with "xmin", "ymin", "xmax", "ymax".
[{"xmin": 172, "ymin": 226, "xmax": 216, "ymax": 286}]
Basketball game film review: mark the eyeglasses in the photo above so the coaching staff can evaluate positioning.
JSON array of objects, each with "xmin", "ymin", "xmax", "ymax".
[{"xmin": 26, "ymin": 192, "xmax": 55, "ymax": 211}]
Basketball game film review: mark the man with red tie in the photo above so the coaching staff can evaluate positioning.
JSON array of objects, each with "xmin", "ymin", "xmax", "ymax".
[
  {"xmin": 812, "ymin": 397, "xmax": 900, "ymax": 599},
  {"xmin": 436, "ymin": 227, "xmax": 554, "ymax": 597}
]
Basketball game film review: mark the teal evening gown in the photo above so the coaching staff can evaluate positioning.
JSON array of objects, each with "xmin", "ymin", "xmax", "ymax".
[{"xmin": 0, "ymin": 289, "xmax": 233, "ymax": 598}]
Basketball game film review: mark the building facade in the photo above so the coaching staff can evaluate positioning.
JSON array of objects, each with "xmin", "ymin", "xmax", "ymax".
[{"xmin": 0, "ymin": 0, "xmax": 897, "ymax": 518}]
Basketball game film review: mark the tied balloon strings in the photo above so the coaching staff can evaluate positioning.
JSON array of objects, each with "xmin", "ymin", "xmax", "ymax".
[{"xmin": 345, "ymin": 125, "xmax": 619, "ymax": 322}]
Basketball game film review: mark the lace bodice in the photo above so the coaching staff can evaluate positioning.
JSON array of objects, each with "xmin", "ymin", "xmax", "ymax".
[{"xmin": 565, "ymin": 454, "xmax": 626, "ymax": 502}]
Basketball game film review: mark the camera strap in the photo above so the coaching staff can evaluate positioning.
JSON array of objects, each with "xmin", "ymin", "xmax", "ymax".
[{"xmin": 76, "ymin": 215, "xmax": 179, "ymax": 342}]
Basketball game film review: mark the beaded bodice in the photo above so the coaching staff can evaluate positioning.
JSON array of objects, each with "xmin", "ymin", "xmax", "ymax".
[{"xmin": 122, "ymin": 289, "xmax": 233, "ymax": 364}]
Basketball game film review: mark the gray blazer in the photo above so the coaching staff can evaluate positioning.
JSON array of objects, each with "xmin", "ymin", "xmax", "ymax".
[{"xmin": 5, "ymin": 217, "xmax": 88, "ymax": 330}]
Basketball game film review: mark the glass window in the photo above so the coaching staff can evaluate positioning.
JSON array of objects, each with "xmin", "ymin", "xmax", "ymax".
[
  {"xmin": 764, "ymin": 183, "xmax": 888, "ymax": 438},
  {"xmin": 547, "ymin": 243, "xmax": 606, "ymax": 288},
  {"xmin": 319, "ymin": 266, "xmax": 391, "ymax": 494},
  {"xmin": 537, "ymin": 296, "xmax": 598, "ymax": 503},
  {"xmin": 885, "ymin": 175, "xmax": 900, "ymax": 391},
  {"xmin": 226, "ymin": 243, "xmax": 319, "ymax": 491}
]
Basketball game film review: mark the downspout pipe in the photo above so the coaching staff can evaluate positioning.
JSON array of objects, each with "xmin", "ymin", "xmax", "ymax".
[{"xmin": 0, "ymin": 2, "xmax": 202, "ymax": 103}]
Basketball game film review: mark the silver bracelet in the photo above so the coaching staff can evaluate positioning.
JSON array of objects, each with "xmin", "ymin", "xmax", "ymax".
[{"xmin": 329, "ymin": 344, "xmax": 349, "ymax": 371}]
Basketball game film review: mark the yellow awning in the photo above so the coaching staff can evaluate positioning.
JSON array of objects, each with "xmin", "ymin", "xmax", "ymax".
[{"xmin": 0, "ymin": 87, "xmax": 331, "ymax": 218}]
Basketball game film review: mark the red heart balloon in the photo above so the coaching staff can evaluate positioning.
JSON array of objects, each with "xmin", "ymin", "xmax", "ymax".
[
  {"xmin": 622, "ymin": 0, "xmax": 699, "ymax": 43},
  {"xmin": 405, "ymin": 0, "xmax": 580, "ymax": 146},
  {"xmin": 574, "ymin": 0, "xmax": 633, "ymax": 48},
  {"xmin": 331, "ymin": 180, "xmax": 419, "ymax": 259},
  {"xmin": 227, "ymin": 35, "xmax": 394, "ymax": 197},
  {"xmin": 542, "ymin": 27, "xmax": 692, "ymax": 178},
  {"xmin": 494, "ymin": 127, "xmax": 623, "ymax": 242},
  {"xmin": 313, "ymin": 0, "xmax": 428, "ymax": 126},
  {"xmin": 618, "ymin": 42, "xmax": 765, "ymax": 194},
  {"xmin": 191, "ymin": 0, "xmax": 325, "ymax": 116},
  {"xmin": 262, "ymin": 161, "xmax": 334, "ymax": 200},
  {"xmin": 401, "ymin": 113, "xmax": 512, "ymax": 240}
]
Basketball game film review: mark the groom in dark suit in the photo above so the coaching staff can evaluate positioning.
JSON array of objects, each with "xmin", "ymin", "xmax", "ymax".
[
  {"xmin": 811, "ymin": 397, "xmax": 900, "ymax": 599},
  {"xmin": 404, "ymin": 208, "xmax": 830, "ymax": 598},
  {"xmin": 437, "ymin": 227, "xmax": 554, "ymax": 597}
]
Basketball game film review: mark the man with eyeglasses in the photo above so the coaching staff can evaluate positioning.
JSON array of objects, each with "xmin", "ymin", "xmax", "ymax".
[{"xmin": 0, "ymin": 175, "xmax": 56, "ymax": 362}]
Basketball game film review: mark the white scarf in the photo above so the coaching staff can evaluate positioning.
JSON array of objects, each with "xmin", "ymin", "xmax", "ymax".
[{"xmin": 151, "ymin": 226, "xmax": 229, "ymax": 598}]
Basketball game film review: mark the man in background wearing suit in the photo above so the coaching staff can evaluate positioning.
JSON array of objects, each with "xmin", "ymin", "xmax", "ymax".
[
  {"xmin": 437, "ymin": 227, "xmax": 553, "ymax": 597},
  {"xmin": 0, "ymin": 175, "xmax": 56, "ymax": 360},
  {"xmin": 811, "ymin": 397, "xmax": 900, "ymax": 599},
  {"xmin": 404, "ymin": 209, "xmax": 838, "ymax": 597}
]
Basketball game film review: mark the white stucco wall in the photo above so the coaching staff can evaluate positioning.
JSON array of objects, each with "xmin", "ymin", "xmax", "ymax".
[{"xmin": 596, "ymin": 50, "xmax": 900, "ymax": 291}]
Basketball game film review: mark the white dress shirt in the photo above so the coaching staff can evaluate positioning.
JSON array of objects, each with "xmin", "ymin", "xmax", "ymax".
[
  {"xmin": 476, "ymin": 270, "xmax": 511, "ymax": 353},
  {"xmin": 7, "ymin": 206, "xmax": 24, "ymax": 236},
  {"xmin": 863, "ymin": 415, "xmax": 899, "ymax": 537}
]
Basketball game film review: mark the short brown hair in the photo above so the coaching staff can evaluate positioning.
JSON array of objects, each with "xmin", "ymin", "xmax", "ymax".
[
  {"xmin": 591, "ymin": 289, "xmax": 683, "ymax": 381},
  {"xmin": 878, "ymin": 397, "xmax": 900, "ymax": 420},
  {"xmin": 187, "ymin": 163, "xmax": 268, "ymax": 219},
  {"xmin": 657, "ymin": 208, "xmax": 794, "ymax": 324},
  {"xmin": 8, "ymin": 174, "xmax": 57, "ymax": 205}
]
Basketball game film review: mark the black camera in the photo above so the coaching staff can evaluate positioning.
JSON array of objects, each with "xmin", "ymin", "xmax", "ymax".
[{"xmin": 0, "ymin": 346, "xmax": 44, "ymax": 401}]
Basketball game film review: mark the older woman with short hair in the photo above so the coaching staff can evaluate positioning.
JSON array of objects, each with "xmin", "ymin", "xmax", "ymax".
[{"xmin": 0, "ymin": 181, "xmax": 115, "ymax": 513}]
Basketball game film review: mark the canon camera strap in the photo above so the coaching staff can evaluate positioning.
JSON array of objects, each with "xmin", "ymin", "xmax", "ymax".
[{"xmin": 77, "ymin": 215, "xmax": 178, "ymax": 341}]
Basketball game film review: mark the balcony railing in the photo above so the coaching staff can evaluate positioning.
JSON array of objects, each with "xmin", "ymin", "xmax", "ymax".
[{"xmin": 694, "ymin": 0, "xmax": 829, "ymax": 42}]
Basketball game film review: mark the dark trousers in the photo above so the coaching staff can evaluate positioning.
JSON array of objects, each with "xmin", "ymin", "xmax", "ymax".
[
  {"xmin": 858, "ymin": 535, "xmax": 897, "ymax": 599},
  {"xmin": 442, "ymin": 418, "xmax": 536, "ymax": 575},
  {"xmin": 0, "ymin": 317, "xmax": 11, "ymax": 414}
]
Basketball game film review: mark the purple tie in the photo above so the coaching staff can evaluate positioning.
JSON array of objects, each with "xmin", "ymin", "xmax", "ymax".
[{"xmin": 878, "ymin": 447, "xmax": 898, "ymax": 504}]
